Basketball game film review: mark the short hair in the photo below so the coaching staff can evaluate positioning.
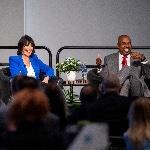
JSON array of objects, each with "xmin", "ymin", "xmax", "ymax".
[
  {"xmin": 80, "ymin": 85, "xmax": 98, "ymax": 104},
  {"xmin": 117, "ymin": 35, "xmax": 131, "ymax": 45},
  {"xmin": 101, "ymin": 73, "xmax": 121, "ymax": 93},
  {"xmin": 17, "ymin": 35, "xmax": 35, "ymax": 55},
  {"xmin": 11, "ymin": 75, "xmax": 39, "ymax": 95}
]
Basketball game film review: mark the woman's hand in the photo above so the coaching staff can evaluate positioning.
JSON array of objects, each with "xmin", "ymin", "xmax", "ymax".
[{"xmin": 42, "ymin": 76, "xmax": 49, "ymax": 84}]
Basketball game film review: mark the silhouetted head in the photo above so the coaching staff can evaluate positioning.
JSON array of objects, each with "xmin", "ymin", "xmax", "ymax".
[
  {"xmin": 44, "ymin": 83, "xmax": 67, "ymax": 126},
  {"xmin": 127, "ymin": 97, "xmax": 150, "ymax": 149},
  {"xmin": 80, "ymin": 85, "xmax": 98, "ymax": 104},
  {"xmin": 101, "ymin": 73, "xmax": 121, "ymax": 94},
  {"xmin": 11, "ymin": 75, "xmax": 39, "ymax": 95},
  {"xmin": 7, "ymin": 89, "xmax": 49, "ymax": 128},
  {"xmin": 128, "ymin": 97, "xmax": 150, "ymax": 127}
]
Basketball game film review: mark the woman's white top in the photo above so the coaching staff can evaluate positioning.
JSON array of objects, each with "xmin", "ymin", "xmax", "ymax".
[{"xmin": 26, "ymin": 62, "xmax": 36, "ymax": 78}]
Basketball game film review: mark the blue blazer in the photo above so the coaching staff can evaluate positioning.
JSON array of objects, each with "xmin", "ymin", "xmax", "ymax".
[{"xmin": 9, "ymin": 54, "xmax": 54, "ymax": 79}]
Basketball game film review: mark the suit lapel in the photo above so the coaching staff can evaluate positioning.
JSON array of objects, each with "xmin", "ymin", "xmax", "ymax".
[
  {"xmin": 114, "ymin": 52, "xmax": 119, "ymax": 73},
  {"xmin": 130, "ymin": 56, "xmax": 134, "ymax": 66},
  {"xmin": 18, "ymin": 55, "xmax": 27, "ymax": 75}
]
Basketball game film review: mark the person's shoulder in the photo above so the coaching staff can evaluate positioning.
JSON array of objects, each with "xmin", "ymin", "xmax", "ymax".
[
  {"xmin": 31, "ymin": 54, "xmax": 38, "ymax": 59},
  {"xmin": 9, "ymin": 55, "xmax": 19, "ymax": 59},
  {"xmin": 123, "ymin": 132, "xmax": 129, "ymax": 141},
  {"xmin": 9, "ymin": 55, "xmax": 21, "ymax": 61},
  {"xmin": 106, "ymin": 52, "xmax": 118, "ymax": 57},
  {"xmin": 103, "ymin": 93, "xmax": 130, "ymax": 104}
]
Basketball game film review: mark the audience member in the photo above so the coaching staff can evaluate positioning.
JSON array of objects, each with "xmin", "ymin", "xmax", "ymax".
[
  {"xmin": 124, "ymin": 97, "xmax": 150, "ymax": 150},
  {"xmin": 10, "ymin": 75, "xmax": 40, "ymax": 95},
  {"xmin": 0, "ymin": 83, "xmax": 8, "ymax": 144},
  {"xmin": 0, "ymin": 84, "xmax": 8, "ymax": 113},
  {"xmin": 0, "ymin": 68, "xmax": 11, "ymax": 104},
  {"xmin": 68, "ymin": 123, "xmax": 109, "ymax": 150},
  {"xmin": 8, "ymin": 75, "xmax": 40, "ymax": 104},
  {"xmin": 87, "ymin": 69, "xmax": 103, "ymax": 88},
  {"xmin": 80, "ymin": 85, "xmax": 99, "ymax": 105},
  {"xmin": 86, "ymin": 73, "xmax": 136, "ymax": 136},
  {"xmin": 44, "ymin": 83, "xmax": 68, "ymax": 128},
  {"xmin": 3, "ymin": 89, "xmax": 64, "ymax": 150},
  {"xmin": 68, "ymin": 85, "xmax": 99, "ymax": 124},
  {"xmin": 9, "ymin": 35, "xmax": 54, "ymax": 83}
]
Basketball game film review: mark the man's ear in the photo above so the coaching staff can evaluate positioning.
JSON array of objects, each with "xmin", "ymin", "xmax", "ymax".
[{"xmin": 117, "ymin": 43, "xmax": 119, "ymax": 49}]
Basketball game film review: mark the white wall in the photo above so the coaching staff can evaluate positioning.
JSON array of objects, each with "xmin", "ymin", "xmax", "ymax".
[
  {"xmin": 0, "ymin": 0, "xmax": 24, "ymax": 45},
  {"xmin": 0, "ymin": 0, "xmax": 150, "ymax": 96},
  {"xmin": 0, "ymin": 0, "xmax": 24, "ymax": 63},
  {"xmin": 25, "ymin": 0, "xmax": 150, "ymax": 67}
]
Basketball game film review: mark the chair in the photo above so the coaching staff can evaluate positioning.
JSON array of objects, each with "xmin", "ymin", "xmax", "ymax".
[
  {"xmin": 0, "ymin": 67, "xmax": 11, "ymax": 104},
  {"xmin": 109, "ymin": 136, "xmax": 126, "ymax": 150},
  {"xmin": 87, "ymin": 68, "xmax": 103, "ymax": 87}
]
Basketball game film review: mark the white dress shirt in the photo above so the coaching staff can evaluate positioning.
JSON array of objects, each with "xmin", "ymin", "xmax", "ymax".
[{"xmin": 119, "ymin": 53, "xmax": 130, "ymax": 70}]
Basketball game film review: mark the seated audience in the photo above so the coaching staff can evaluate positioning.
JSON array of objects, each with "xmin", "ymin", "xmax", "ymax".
[
  {"xmin": 86, "ymin": 73, "xmax": 136, "ymax": 136},
  {"xmin": 68, "ymin": 123, "xmax": 109, "ymax": 150},
  {"xmin": 8, "ymin": 75, "xmax": 40, "ymax": 104},
  {"xmin": 10, "ymin": 75, "xmax": 40, "ymax": 95},
  {"xmin": 68, "ymin": 85, "xmax": 99, "ymax": 124},
  {"xmin": 44, "ymin": 83, "xmax": 68, "ymax": 128},
  {"xmin": 9, "ymin": 35, "xmax": 54, "ymax": 83},
  {"xmin": 124, "ymin": 97, "xmax": 150, "ymax": 150},
  {"xmin": 3, "ymin": 89, "xmax": 64, "ymax": 150},
  {"xmin": 87, "ymin": 69, "xmax": 103, "ymax": 88},
  {"xmin": 9, "ymin": 76, "xmax": 60, "ymax": 129},
  {"xmin": 0, "ymin": 84, "xmax": 8, "ymax": 113},
  {"xmin": 80, "ymin": 85, "xmax": 99, "ymax": 104},
  {"xmin": 0, "ymin": 68, "xmax": 11, "ymax": 104},
  {"xmin": 0, "ymin": 83, "xmax": 8, "ymax": 144}
]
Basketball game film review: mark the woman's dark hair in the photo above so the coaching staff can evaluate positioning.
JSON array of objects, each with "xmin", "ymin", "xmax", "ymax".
[
  {"xmin": 11, "ymin": 75, "xmax": 40, "ymax": 95},
  {"xmin": 17, "ymin": 35, "xmax": 35, "ymax": 55},
  {"xmin": 44, "ymin": 83, "xmax": 67, "ymax": 127},
  {"xmin": 80, "ymin": 85, "xmax": 98, "ymax": 105}
]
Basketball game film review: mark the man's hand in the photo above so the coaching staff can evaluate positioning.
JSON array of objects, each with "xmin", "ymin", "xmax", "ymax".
[
  {"xmin": 131, "ymin": 51, "xmax": 145, "ymax": 61},
  {"xmin": 42, "ymin": 76, "xmax": 49, "ymax": 84}
]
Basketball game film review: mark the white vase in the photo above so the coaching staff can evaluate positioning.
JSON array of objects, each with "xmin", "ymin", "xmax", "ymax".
[{"xmin": 66, "ymin": 71, "xmax": 76, "ymax": 81}]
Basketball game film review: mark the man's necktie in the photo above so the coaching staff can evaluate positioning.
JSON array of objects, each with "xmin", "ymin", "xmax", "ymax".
[{"xmin": 122, "ymin": 55, "xmax": 128, "ymax": 67}]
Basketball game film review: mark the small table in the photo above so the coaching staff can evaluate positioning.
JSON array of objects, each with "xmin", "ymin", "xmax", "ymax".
[{"xmin": 63, "ymin": 79, "xmax": 88, "ymax": 102}]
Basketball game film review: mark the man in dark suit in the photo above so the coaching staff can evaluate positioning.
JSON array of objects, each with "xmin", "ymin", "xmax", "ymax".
[{"xmin": 103, "ymin": 35, "xmax": 150, "ymax": 97}]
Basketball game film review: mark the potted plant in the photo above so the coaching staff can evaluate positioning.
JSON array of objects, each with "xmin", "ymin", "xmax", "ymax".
[{"xmin": 56, "ymin": 57, "xmax": 81, "ymax": 81}]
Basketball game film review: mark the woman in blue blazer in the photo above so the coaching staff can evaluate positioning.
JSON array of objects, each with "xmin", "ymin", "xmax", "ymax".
[{"xmin": 9, "ymin": 35, "xmax": 54, "ymax": 83}]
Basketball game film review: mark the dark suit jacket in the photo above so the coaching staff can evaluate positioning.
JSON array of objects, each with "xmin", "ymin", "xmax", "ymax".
[
  {"xmin": 9, "ymin": 54, "xmax": 54, "ymax": 79},
  {"xmin": 86, "ymin": 92, "xmax": 136, "ymax": 136}
]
